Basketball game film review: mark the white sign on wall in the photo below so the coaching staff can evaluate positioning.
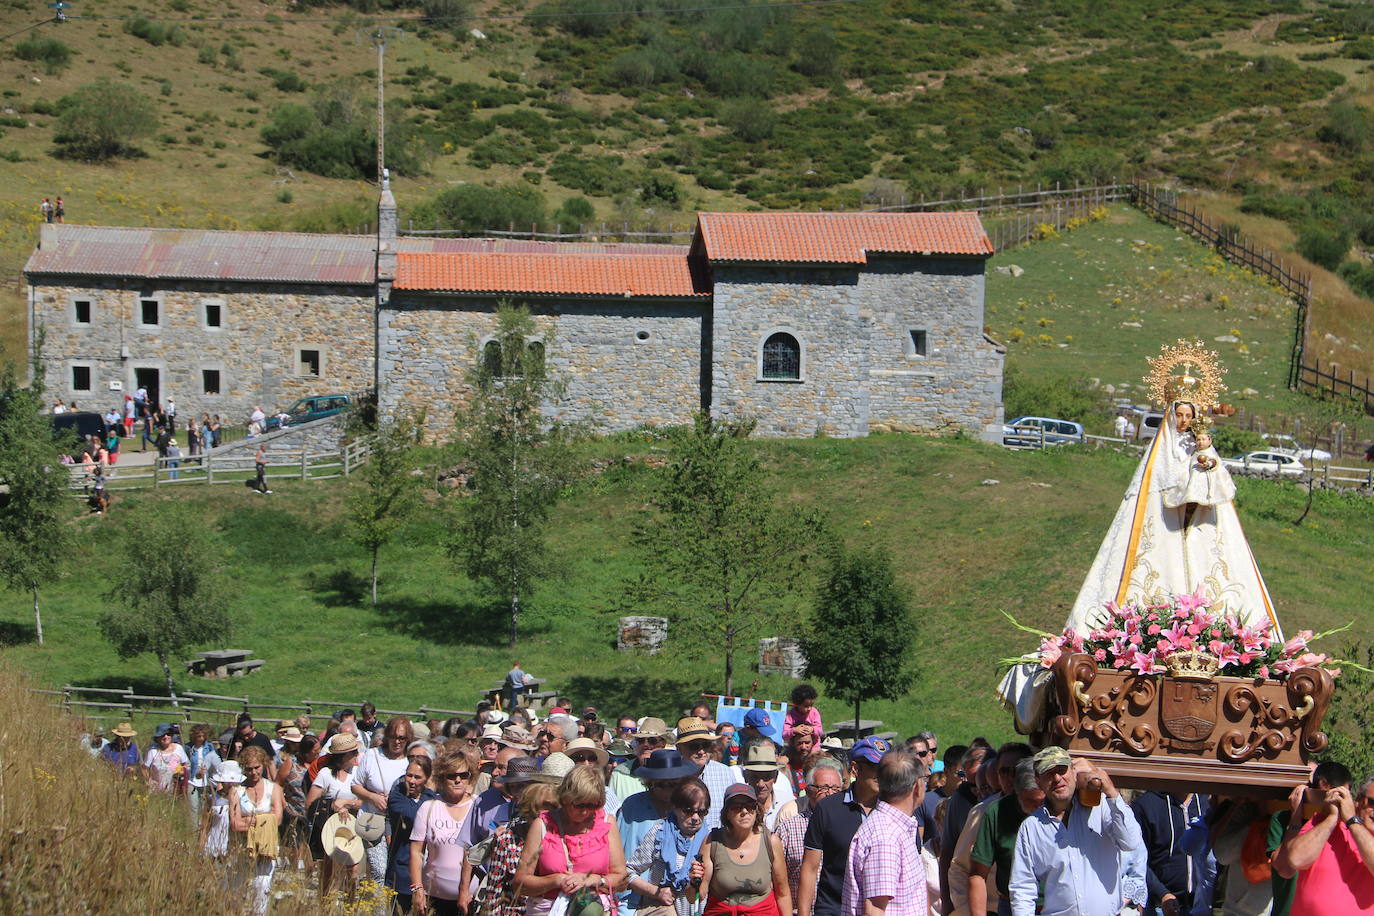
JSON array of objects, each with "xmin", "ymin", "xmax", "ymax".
[{"xmin": 108, "ymin": 380, "xmax": 124, "ymax": 391}]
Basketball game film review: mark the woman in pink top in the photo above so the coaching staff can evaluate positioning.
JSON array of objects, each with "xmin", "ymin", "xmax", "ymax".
[
  {"xmin": 782, "ymin": 684, "xmax": 823, "ymax": 740},
  {"xmin": 411, "ymin": 747, "xmax": 480, "ymax": 915},
  {"xmin": 515, "ymin": 767, "xmax": 628, "ymax": 916}
]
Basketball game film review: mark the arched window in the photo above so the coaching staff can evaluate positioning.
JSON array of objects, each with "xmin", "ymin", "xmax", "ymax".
[
  {"xmin": 527, "ymin": 340, "xmax": 545, "ymax": 375},
  {"xmin": 482, "ymin": 340, "xmax": 503, "ymax": 377},
  {"xmin": 761, "ymin": 332, "xmax": 801, "ymax": 380}
]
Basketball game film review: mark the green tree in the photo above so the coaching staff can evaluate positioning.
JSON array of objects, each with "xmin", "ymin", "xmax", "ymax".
[
  {"xmin": 0, "ymin": 366, "xmax": 69, "ymax": 646},
  {"xmin": 99, "ymin": 507, "xmax": 230, "ymax": 695},
  {"xmin": 801, "ymin": 545, "xmax": 918, "ymax": 728},
  {"xmin": 53, "ymin": 81, "xmax": 159, "ymax": 162},
  {"xmin": 1294, "ymin": 392, "xmax": 1365, "ymax": 526},
  {"xmin": 626, "ymin": 414, "xmax": 826, "ymax": 695},
  {"xmin": 449, "ymin": 304, "xmax": 577, "ymax": 648},
  {"xmin": 347, "ymin": 413, "xmax": 423, "ymax": 605}
]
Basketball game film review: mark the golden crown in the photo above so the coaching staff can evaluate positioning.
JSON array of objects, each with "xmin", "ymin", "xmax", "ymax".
[
  {"xmin": 1163, "ymin": 647, "xmax": 1221, "ymax": 680},
  {"xmin": 1144, "ymin": 340, "xmax": 1226, "ymax": 410}
]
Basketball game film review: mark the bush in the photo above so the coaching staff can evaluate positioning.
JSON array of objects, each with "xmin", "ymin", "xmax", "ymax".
[
  {"xmin": 14, "ymin": 37, "xmax": 71, "ymax": 75},
  {"xmin": 417, "ymin": 184, "xmax": 547, "ymax": 234},
  {"xmin": 1209, "ymin": 424, "xmax": 1267, "ymax": 457},
  {"xmin": 1317, "ymin": 103, "xmax": 1374, "ymax": 153},
  {"xmin": 123, "ymin": 18, "xmax": 186, "ymax": 46},
  {"xmin": 1002, "ymin": 369, "xmax": 1110, "ymax": 427},
  {"xmin": 265, "ymin": 69, "xmax": 307, "ymax": 93},
  {"xmin": 793, "ymin": 28, "xmax": 839, "ymax": 80},
  {"xmin": 260, "ymin": 83, "xmax": 428, "ymax": 180},
  {"xmin": 1240, "ymin": 190, "xmax": 1308, "ymax": 222},
  {"xmin": 422, "ymin": 0, "xmax": 472, "ymax": 38},
  {"xmin": 1295, "ymin": 222, "xmax": 1351, "ymax": 270},
  {"xmin": 53, "ymin": 81, "xmax": 159, "ymax": 162},
  {"xmin": 718, "ymin": 97, "xmax": 776, "ymax": 142},
  {"xmin": 1337, "ymin": 261, "xmax": 1374, "ymax": 299},
  {"xmin": 553, "ymin": 196, "xmax": 595, "ymax": 232}
]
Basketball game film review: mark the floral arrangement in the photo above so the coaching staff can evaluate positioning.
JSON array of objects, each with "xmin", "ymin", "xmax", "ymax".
[{"xmin": 1026, "ymin": 588, "xmax": 1344, "ymax": 681}]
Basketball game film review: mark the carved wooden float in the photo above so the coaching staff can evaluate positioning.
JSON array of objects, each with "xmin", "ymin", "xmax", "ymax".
[{"xmin": 1034, "ymin": 652, "xmax": 1335, "ymax": 799}]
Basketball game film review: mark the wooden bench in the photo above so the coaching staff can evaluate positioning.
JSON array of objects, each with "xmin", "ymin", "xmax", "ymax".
[{"xmin": 225, "ymin": 659, "xmax": 265, "ymax": 677}]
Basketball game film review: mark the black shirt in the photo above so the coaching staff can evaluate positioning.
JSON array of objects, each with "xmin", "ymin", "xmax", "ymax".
[
  {"xmin": 802, "ymin": 788, "xmax": 870, "ymax": 916},
  {"xmin": 227, "ymin": 730, "xmax": 275, "ymax": 761}
]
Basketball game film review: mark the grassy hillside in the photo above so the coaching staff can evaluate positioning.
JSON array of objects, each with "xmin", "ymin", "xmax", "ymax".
[
  {"xmin": 3, "ymin": 433, "xmax": 1371, "ymax": 744},
  {"xmin": 4, "ymin": 0, "xmax": 1374, "ymax": 374}
]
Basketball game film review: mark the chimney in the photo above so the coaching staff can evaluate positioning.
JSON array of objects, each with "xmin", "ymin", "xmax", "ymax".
[{"xmin": 376, "ymin": 169, "xmax": 397, "ymax": 305}]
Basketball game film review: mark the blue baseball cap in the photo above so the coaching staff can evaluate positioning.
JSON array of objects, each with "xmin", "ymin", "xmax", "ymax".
[
  {"xmin": 931, "ymin": 760, "xmax": 945, "ymax": 774},
  {"xmin": 850, "ymin": 736, "xmax": 892, "ymax": 765},
  {"xmin": 153, "ymin": 723, "xmax": 174, "ymax": 738},
  {"xmin": 743, "ymin": 708, "xmax": 771, "ymax": 728}
]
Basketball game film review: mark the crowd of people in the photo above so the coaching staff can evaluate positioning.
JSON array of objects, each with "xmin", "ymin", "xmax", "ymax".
[{"xmin": 84, "ymin": 681, "xmax": 1373, "ymax": 916}]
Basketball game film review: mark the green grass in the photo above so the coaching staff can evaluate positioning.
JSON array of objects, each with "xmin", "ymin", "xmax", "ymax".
[{"xmin": 4, "ymin": 434, "xmax": 1372, "ymax": 745}]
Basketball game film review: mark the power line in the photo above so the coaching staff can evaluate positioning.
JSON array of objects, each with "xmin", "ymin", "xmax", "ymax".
[
  {"xmin": 1, "ymin": 16, "xmax": 57, "ymax": 42},
  {"xmin": 64, "ymin": 0, "xmax": 867, "ymax": 27}
]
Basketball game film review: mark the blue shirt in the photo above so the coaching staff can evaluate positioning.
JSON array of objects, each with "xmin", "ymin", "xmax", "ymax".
[
  {"xmin": 388, "ymin": 780, "xmax": 439, "ymax": 889},
  {"xmin": 616, "ymin": 791, "xmax": 669, "ymax": 916},
  {"xmin": 1009, "ymin": 795, "xmax": 1143, "ymax": 916},
  {"xmin": 101, "ymin": 741, "xmax": 141, "ymax": 772},
  {"xmin": 457, "ymin": 785, "xmax": 512, "ymax": 849}
]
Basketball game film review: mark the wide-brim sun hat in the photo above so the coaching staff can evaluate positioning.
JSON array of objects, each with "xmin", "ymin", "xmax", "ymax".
[
  {"xmin": 498, "ymin": 726, "xmax": 538, "ymax": 752},
  {"xmin": 533, "ymin": 751, "xmax": 576, "ymax": 785},
  {"xmin": 480, "ymin": 724, "xmax": 504, "ymax": 741},
  {"xmin": 325, "ymin": 733, "xmax": 361, "ymax": 755},
  {"xmin": 637, "ymin": 748, "xmax": 699, "ymax": 781},
  {"xmin": 216, "ymin": 761, "xmax": 245, "ymax": 784},
  {"xmin": 112, "ymin": 721, "xmax": 137, "ymax": 738},
  {"xmin": 321, "ymin": 813, "xmax": 366, "ymax": 867},
  {"xmin": 498, "ymin": 756, "xmax": 541, "ymax": 786},
  {"xmin": 674, "ymin": 717, "xmax": 713, "ymax": 745},
  {"xmin": 279, "ymin": 727, "xmax": 304, "ymax": 742},
  {"xmin": 633, "ymin": 717, "xmax": 670, "ymax": 739},
  {"xmin": 565, "ymin": 737, "xmax": 610, "ymax": 768}
]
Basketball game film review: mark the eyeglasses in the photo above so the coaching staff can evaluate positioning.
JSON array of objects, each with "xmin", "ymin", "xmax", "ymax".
[
  {"xmin": 809, "ymin": 784, "xmax": 842, "ymax": 794},
  {"xmin": 443, "ymin": 771, "xmax": 472, "ymax": 781},
  {"xmin": 678, "ymin": 806, "xmax": 709, "ymax": 817}
]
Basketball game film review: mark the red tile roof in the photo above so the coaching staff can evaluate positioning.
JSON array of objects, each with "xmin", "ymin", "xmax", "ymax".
[
  {"xmin": 396, "ymin": 252, "xmax": 710, "ymax": 297},
  {"xmin": 695, "ymin": 211, "xmax": 992, "ymax": 263}
]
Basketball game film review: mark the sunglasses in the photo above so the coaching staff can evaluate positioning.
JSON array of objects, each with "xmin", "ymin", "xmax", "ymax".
[
  {"xmin": 571, "ymin": 802, "xmax": 600, "ymax": 811},
  {"xmin": 914, "ymin": 750, "xmax": 931, "ymax": 757},
  {"xmin": 726, "ymin": 803, "xmax": 759, "ymax": 813},
  {"xmin": 619, "ymin": 726, "xmax": 636, "ymax": 733},
  {"xmin": 682, "ymin": 741, "xmax": 713, "ymax": 754},
  {"xmin": 443, "ymin": 771, "xmax": 473, "ymax": 781},
  {"xmin": 570, "ymin": 755, "xmax": 601, "ymax": 764},
  {"xmin": 678, "ymin": 806, "xmax": 709, "ymax": 817},
  {"xmin": 743, "ymin": 772, "xmax": 773, "ymax": 783}
]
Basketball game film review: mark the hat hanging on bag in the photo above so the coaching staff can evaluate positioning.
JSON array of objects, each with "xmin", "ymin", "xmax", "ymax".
[{"xmin": 321, "ymin": 813, "xmax": 366, "ymax": 867}]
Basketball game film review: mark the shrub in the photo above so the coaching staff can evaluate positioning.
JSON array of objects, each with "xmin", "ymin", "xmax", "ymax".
[
  {"xmin": 1317, "ymin": 103, "xmax": 1374, "ymax": 153},
  {"xmin": 1002, "ymin": 368, "xmax": 1110, "ymax": 427},
  {"xmin": 422, "ymin": 0, "xmax": 472, "ymax": 38},
  {"xmin": 1210, "ymin": 424, "xmax": 1267, "ymax": 457},
  {"xmin": 197, "ymin": 43, "xmax": 218, "ymax": 66},
  {"xmin": 1337, "ymin": 261, "xmax": 1374, "ymax": 299},
  {"xmin": 793, "ymin": 28, "xmax": 839, "ymax": 80},
  {"xmin": 260, "ymin": 83, "xmax": 428, "ymax": 180},
  {"xmin": 53, "ymin": 81, "xmax": 159, "ymax": 161},
  {"xmin": 266, "ymin": 69, "xmax": 307, "ymax": 93},
  {"xmin": 1240, "ymin": 190, "xmax": 1308, "ymax": 222},
  {"xmin": 553, "ymin": 196, "xmax": 595, "ymax": 231},
  {"xmin": 14, "ymin": 37, "xmax": 72, "ymax": 75},
  {"xmin": 417, "ymin": 184, "xmax": 547, "ymax": 234},
  {"xmin": 123, "ymin": 18, "xmax": 186, "ymax": 46},
  {"xmin": 1295, "ymin": 222, "xmax": 1351, "ymax": 270},
  {"xmin": 718, "ymin": 97, "xmax": 776, "ymax": 142}
]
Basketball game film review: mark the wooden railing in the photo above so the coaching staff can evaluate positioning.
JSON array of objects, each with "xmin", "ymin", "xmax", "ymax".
[
  {"xmin": 67, "ymin": 438, "xmax": 371, "ymax": 493},
  {"xmin": 1295, "ymin": 358, "xmax": 1374, "ymax": 415},
  {"xmin": 35, "ymin": 683, "xmax": 475, "ymax": 727}
]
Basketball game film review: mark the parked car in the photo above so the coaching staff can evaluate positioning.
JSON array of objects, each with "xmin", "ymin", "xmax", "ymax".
[
  {"xmin": 1002, "ymin": 416, "xmax": 1086, "ymax": 448},
  {"xmin": 1221, "ymin": 451, "xmax": 1307, "ymax": 477},
  {"xmin": 51, "ymin": 411, "xmax": 109, "ymax": 452},
  {"xmin": 264, "ymin": 394, "xmax": 351, "ymax": 431},
  {"xmin": 1265, "ymin": 435, "xmax": 1332, "ymax": 463}
]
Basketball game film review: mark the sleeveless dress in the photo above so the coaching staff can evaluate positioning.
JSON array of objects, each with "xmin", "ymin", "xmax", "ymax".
[
  {"xmin": 204, "ymin": 795, "xmax": 230, "ymax": 858},
  {"xmin": 705, "ymin": 828, "xmax": 780, "ymax": 916},
  {"xmin": 525, "ymin": 809, "xmax": 616, "ymax": 916},
  {"xmin": 236, "ymin": 781, "xmax": 277, "ymax": 916}
]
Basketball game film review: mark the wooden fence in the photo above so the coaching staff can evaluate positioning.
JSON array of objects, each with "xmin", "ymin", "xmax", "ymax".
[
  {"xmin": 35, "ymin": 683, "xmax": 475, "ymax": 728},
  {"xmin": 68, "ymin": 438, "xmax": 371, "ymax": 494},
  {"xmin": 1295, "ymin": 359, "xmax": 1374, "ymax": 415}
]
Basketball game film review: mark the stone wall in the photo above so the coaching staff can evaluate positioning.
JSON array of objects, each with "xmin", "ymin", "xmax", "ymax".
[
  {"xmin": 30, "ymin": 278, "xmax": 375, "ymax": 424},
  {"xmin": 379, "ymin": 296, "xmax": 707, "ymax": 440},
  {"xmin": 710, "ymin": 258, "xmax": 1002, "ymax": 440},
  {"xmin": 208, "ymin": 414, "xmax": 349, "ymax": 456}
]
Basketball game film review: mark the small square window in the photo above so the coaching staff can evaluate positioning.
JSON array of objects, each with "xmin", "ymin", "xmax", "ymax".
[
  {"xmin": 72, "ymin": 366, "xmax": 91, "ymax": 391},
  {"xmin": 908, "ymin": 330, "xmax": 928, "ymax": 357},
  {"xmin": 74, "ymin": 300, "xmax": 92, "ymax": 324},
  {"xmin": 141, "ymin": 299, "xmax": 160, "ymax": 326},
  {"xmin": 205, "ymin": 303, "xmax": 222, "ymax": 328},
  {"xmin": 202, "ymin": 369, "xmax": 221, "ymax": 395},
  {"xmin": 299, "ymin": 349, "xmax": 321, "ymax": 377}
]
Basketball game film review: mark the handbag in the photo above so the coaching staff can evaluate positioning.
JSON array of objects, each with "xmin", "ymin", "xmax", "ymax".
[{"xmin": 355, "ymin": 811, "xmax": 386, "ymax": 844}]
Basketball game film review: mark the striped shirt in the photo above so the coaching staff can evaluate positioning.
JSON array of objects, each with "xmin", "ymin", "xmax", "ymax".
[
  {"xmin": 840, "ymin": 801, "xmax": 927, "ymax": 916},
  {"xmin": 776, "ymin": 808, "xmax": 814, "ymax": 903}
]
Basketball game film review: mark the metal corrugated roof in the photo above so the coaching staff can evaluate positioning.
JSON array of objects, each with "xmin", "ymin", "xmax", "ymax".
[{"xmin": 24, "ymin": 225, "xmax": 380, "ymax": 285}]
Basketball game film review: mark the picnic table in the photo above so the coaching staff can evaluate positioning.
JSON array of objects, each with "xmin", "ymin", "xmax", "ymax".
[
  {"xmin": 829, "ymin": 719, "xmax": 888, "ymax": 740},
  {"xmin": 183, "ymin": 650, "xmax": 264, "ymax": 679},
  {"xmin": 482, "ymin": 677, "xmax": 556, "ymax": 711}
]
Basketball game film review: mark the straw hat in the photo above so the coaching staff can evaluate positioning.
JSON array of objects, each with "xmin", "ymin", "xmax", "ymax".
[
  {"xmin": 325, "ymin": 733, "xmax": 361, "ymax": 755},
  {"xmin": 533, "ymin": 752, "xmax": 576, "ymax": 785},
  {"xmin": 632, "ymin": 717, "xmax": 669, "ymax": 740},
  {"xmin": 674, "ymin": 717, "xmax": 713, "ymax": 745},
  {"xmin": 111, "ymin": 721, "xmax": 137, "ymax": 738},
  {"xmin": 279, "ymin": 727, "xmax": 304, "ymax": 742},
  {"xmin": 321, "ymin": 813, "xmax": 366, "ymax": 867},
  {"xmin": 565, "ymin": 737, "xmax": 609, "ymax": 768}
]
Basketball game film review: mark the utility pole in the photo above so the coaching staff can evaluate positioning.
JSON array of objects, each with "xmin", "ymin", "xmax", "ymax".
[{"xmin": 367, "ymin": 25, "xmax": 402, "ymax": 184}]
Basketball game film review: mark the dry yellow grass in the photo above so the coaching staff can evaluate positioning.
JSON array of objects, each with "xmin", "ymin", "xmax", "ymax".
[
  {"xmin": 1190, "ymin": 189, "xmax": 1374, "ymax": 379},
  {"xmin": 0, "ymin": 663, "xmax": 388, "ymax": 915}
]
